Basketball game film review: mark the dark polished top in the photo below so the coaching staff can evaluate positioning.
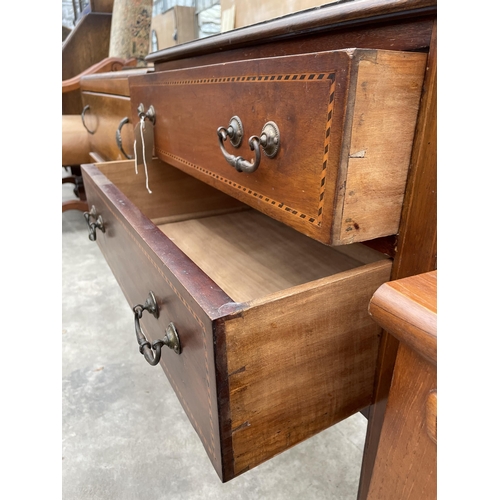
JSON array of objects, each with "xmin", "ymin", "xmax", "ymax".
[{"xmin": 146, "ymin": 0, "xmax": 437, "ymax": 65}]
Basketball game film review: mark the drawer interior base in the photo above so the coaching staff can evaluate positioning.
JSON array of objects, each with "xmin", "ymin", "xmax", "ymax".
[{"xmin": 159, "ymin": 210, "xmax": 385, "ymax": 303}]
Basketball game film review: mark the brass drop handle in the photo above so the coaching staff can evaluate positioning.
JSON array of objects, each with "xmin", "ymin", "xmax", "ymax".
[
  {"xmin": 133, "ymin": 292, "xmax": 181, "ymax": 366},
  {"xmin": 116, "ymin": 117, "xmax": 133, "ymax": 159},
  {"xmin": 217, "ymin": 118, "xmax": 280, "ymax": 173},
  {"xmin": 83, "ymin": 205, "xmax": 105, "ymax": 241},
  {"xmin": 81, "ymin": 104, "xmax": 96, "ymax": 134}
]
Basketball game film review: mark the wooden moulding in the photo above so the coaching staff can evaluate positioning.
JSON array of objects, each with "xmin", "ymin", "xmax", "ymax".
[
  {"xmin": 129, "ymin": 48, "xmax": 426, "ymax": 246},
  {"xmin": 82, "ymin": 159, "xmax": 393, "ymax": 481}
]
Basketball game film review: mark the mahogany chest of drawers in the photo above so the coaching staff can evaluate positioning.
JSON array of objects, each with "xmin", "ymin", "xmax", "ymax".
[{"xmin": 79, "ymin": 0, "xmax": 437, "ymax": 488}]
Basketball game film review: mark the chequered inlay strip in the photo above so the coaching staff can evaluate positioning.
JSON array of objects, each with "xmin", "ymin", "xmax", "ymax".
[
  {"xmin": 134, "ymin": 72, "xmax": 336, "ymax": 226},
  {"xmin": 318, "ymin": 78, "xmax": 336, "ymax": 224},
  {"xmin": 94, "ymin": 187, "xmax": 217, "ymax": 462},
  {"xmin": 142, "ymin": 72, "xmax": 334, "ymax": 86},
  {"xmin": 156, "ymin": 148, "xmax": 319, "ymax": 225}
]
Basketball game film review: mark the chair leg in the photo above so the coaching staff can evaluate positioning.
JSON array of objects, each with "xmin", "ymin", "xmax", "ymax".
[{"xmin": 63, "ymin": 165, "xmax": 87, "ymax": 212}]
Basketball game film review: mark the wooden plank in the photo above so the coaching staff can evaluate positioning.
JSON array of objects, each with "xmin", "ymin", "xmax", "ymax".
[
  {"xmin": 151, "ymin": 8, "xmax": 177, "ymax": 51},
  {"xmin": 222, "ymin": 259, "xmax": 392, "ymax": 476},
  {"xmin": 174, "ymin": 6, "xmax": 197, "ymax": 45},
  {"xmin": 151, "ymin": 6, "xmax": 196, "ymax": 52}
]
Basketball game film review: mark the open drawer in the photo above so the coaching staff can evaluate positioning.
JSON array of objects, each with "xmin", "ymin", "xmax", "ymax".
[
  {"xmin": 81, "ymin": 158, "xmax": 392, "ymax": 482},
  {"xmin": 129, "ymin": 48, "xmax": 426, "ymax": 245}
]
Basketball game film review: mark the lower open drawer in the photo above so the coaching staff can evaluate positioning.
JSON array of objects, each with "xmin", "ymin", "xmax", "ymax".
[{"xmin": 81, "ymin": 158, "xmax": 392, "ymax": 481}]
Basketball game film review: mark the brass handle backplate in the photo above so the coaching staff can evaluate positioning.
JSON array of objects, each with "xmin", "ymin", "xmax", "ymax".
[
  {"xmin": 83, "ymin": 205, "xmax": 105, "ymax": 241},
  {"xmin": 137, "ymin": 103, "xmax": 156, "ymax": 124},
  {"xmin": 217, "ymin": 118, "xmax": 280, "ymax": 173},
  {"xmin": 133, "ymin": 291, "xmax": 182, "ymax": 366}
]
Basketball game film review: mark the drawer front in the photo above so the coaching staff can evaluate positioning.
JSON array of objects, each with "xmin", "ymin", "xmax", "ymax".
[
  {"xmin": 82, "ymin": 160, "xmax": 392, "ymax": 481},
  {"xmin": 82, "ymin": 162, "xmax": 236, "ymax": 480},
  {"xmin": 129, "ymin": 48, "xmax": 426, "ymax": 245},
  {"xmin": 81, "ymin": 92, "xmax": 135, "ymax": 162}
]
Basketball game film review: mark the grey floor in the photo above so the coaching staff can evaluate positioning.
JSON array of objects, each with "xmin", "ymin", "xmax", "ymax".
[{"xmin": 62, "ymin": 179, "xmax": 368, "ymax": 500}]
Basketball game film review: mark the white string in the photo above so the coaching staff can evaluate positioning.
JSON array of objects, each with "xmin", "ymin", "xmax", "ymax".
[
  {"xmin": 133, "ymin": 134, "xmax": 138, "ymax": 174},
  {"xmin": 140, "ymin": 118, "xmax": 152, "ymax": 194}
]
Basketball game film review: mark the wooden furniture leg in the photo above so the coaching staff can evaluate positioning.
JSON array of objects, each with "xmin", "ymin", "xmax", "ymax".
[
  {"xmin": 62, "ymin": 165, "xmax": 88, "ymax": 212},
  {"xmin": 62, "ymin": 199, "xmax": 89, "ymax": 212},
  {"xmin": 366, "ymin": 271, "xmax": 437, "ymax": 499}
]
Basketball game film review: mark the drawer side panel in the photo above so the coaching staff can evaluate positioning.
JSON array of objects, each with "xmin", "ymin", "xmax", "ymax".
[
  {"xmin": 223, "ymin": 260, "xmax": 392, "ymax": 476},
  {"xmin": 337, "ymin": 50, "xmax": 427, "ymax": 244}
]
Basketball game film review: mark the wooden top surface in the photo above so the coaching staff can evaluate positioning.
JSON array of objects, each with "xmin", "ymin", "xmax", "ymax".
[
  {"xmin": 368, "ymin": 270, "xmax": 436, "ymax": 364},
  {"xmin": 146, "ymin": 0, "xmax": 437, "ymax": 64}
]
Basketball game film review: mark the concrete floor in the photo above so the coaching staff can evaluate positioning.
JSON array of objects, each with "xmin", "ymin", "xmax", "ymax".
[{"xmin": 62, "ymin": 179, "xmax": 368, "ymax": 500}]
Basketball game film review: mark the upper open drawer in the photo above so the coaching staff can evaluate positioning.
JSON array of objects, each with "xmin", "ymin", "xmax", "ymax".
[{"xmin": 128, "ymin": 48, "xmax": 426, "ymax": 246}]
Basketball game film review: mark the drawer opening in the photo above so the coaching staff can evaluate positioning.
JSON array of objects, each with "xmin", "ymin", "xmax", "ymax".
[
  {"xmin": 159, "ymin": 210, "xmax": 388, "ymax": 303},
  {"xmin": 97, "ymin": 159, "xmax": 389, "ymax": 303}
]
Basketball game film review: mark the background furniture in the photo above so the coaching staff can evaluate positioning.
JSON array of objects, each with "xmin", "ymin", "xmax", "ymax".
[
  {"xmin": 62, "ymin": 3, "xmax": 114, "ymax": 115},
  {"xmin": 150, "ymin": 5, "xmax": 197, "ymax": 51},
  {"xmin": 62, "ymin": 0, "xmax": 153, "ymax": 212},
  {"xmin": 62, "ymin": 67, "xmax": 150, "ymax": 212}
]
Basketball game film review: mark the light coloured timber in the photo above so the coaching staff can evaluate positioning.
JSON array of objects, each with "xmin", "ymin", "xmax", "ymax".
[
  {"xmin": 159, "ymin": 210, "xmax": 384, "ymax": 302},
  {"xmin": 224, "ymin": 259, "xmax": 392, "ymax": 475},
  {"xmin": 337, "ymin": 50, "xmax": 426, "ymax": 244}
]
